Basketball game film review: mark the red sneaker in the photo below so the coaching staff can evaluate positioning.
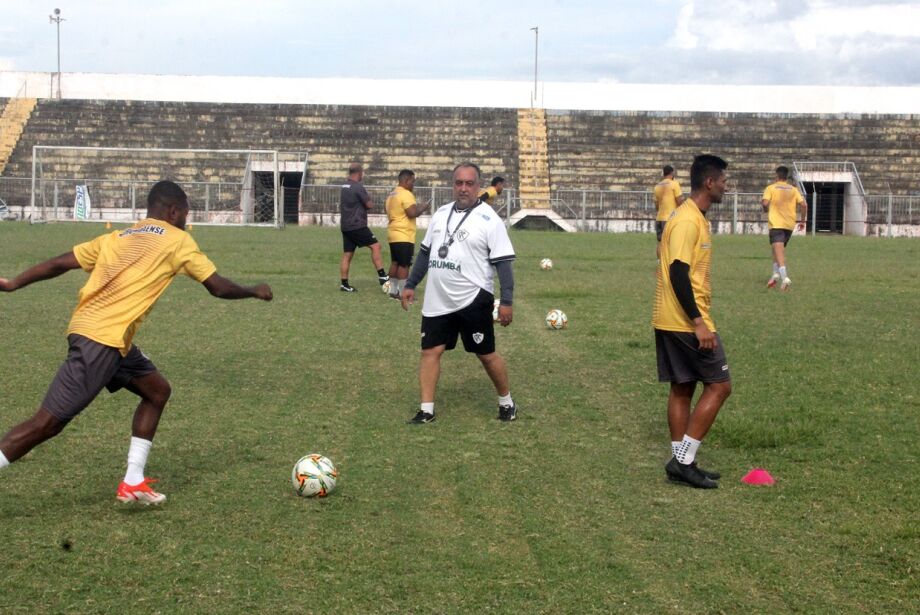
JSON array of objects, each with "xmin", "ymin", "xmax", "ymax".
[{"xmin": 116, "ymin": 478, "xmax": 166, "ymax": 505}]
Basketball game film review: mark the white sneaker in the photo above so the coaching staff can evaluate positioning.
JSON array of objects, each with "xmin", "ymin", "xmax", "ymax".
[
  {"xmin": 767, "ymin": 273, "xmax": 780, "ymax": 289},
  {"xmin": 780, "ymin": 277, "xmax": 792, "ymax": 291},
  {"xmin": 116, "ymin": 478, "xmax": 166, "ymax": 505}
]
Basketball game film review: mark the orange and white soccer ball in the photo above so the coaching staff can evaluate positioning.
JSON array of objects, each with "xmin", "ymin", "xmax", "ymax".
[
  {"xmin": 292, "ymin": 454, "xmax": 338, "ymax": 497},
  {"xmin": 540, "ymin": 258, "xmax": 553, "ymax": 270},
  {"xmin": 545, "ymin": 309, "xmax": 568, "ymax": 330}
]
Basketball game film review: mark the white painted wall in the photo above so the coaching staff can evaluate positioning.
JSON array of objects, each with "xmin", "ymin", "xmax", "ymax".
[{"xmin": 3, "ymin": 71, "xmax": 920, "ymax": 115}]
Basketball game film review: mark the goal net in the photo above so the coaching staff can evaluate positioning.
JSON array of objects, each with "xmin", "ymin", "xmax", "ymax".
[{"xmin": 30, "ymin": 146, "xmax": 307, "ymax": 228}]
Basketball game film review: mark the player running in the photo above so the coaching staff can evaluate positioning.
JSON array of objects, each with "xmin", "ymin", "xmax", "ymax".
[{"xmin": 762, "ymin": 166, "xmax": 807, "ymax": 291}]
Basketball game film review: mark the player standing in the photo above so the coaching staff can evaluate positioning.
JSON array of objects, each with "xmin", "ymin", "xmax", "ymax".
[
  {"xmin": 385, "ymin": 169, "xmax": 430, "ymax": 299},
  {"xmin": 339, "ymin": 163, "xmax": 389, "ymax": 292},
  {"xmin": 653, "ymin": 165, "xmax": 685, "ymax": 260},
  {"xmin": 653, "ymin": 155, "xmax": 732, "ymax": 489},
  {"xmin": 479, "ymin": 176, "xmax": 505, "ymax": 206},
  {"xmin": 0, "ymin": 180, "xmax": 273, "ymax": 503}
]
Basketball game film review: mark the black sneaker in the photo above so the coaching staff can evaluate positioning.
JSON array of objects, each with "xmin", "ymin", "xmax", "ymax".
[
  {"xmin": 409, "ymin": 411, "xmax": 435, "ymax": 424},
  {"xmin": 665, "ymin": 457, "xmax": 718, "ymax": 489},
  {"xmin": 378, "ymin": 275, "xmax": 390, "ymax": 286},
  {"xmin": 497, "ymin": 403, "xmax": 517, "ymax": 422},
  {"xmin": 340, "ymin": 283, "xmax": 357, "ymax": 292},
  {"xmin": 693, "ymin": 462, "xmax": 721, "ymax": 481}
]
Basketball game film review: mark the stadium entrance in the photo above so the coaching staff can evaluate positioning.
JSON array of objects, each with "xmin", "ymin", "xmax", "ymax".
[
  {"xmin": 252, "ymin": 170, "xmax": 304, "ymax": 225},
  {"xmin": 804, "ymin": 182, "xmax": 845, "ymax": 234}
]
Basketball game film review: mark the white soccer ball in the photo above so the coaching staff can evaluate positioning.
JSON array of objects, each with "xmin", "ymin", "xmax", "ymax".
[
  {"xmin": 291, "ymin": 454, "xmax": 338, "ymax": 497},
  {"xmin": 545, "ymin": 309, "xmax": 568, "ymax": 330},
  {"xmin": 540, "ymin": 258, "xmax": 553, "ymax": 271},
  {"xmin": 492, "ymin": 299, "xmax": 501, "ymax": 322},
  {"xmin": 381, "ymin": 279, "xmax": 392, "ymax": 294}
]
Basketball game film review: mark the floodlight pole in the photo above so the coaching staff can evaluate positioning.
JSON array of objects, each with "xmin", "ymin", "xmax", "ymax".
[
  {"xmin": 530, "ymin": 26, "xmax": 539, "ymax": 108},
  {"xmin": 49, "ymin": 8, "xmax": 65, "ymax": 99}
]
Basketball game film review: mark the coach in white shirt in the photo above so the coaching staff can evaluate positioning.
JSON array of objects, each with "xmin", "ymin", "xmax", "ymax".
[{"xmin": 401, "ymin": 163, "xmax": 517, "ymax": 424}]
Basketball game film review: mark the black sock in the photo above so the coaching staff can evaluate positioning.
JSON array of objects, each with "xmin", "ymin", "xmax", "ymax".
[
  {"xmin": 377, "ymin": 269, "xmax": 386, "ymax": 278},
  {"xmin": 341, "ymin": 279, "xmax": 349, "ymax": 286}
]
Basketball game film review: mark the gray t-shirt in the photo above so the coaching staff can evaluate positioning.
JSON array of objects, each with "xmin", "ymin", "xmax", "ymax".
[{"xmin": 340, "ymin": 179, "xmax": 370, "ymax": 231}]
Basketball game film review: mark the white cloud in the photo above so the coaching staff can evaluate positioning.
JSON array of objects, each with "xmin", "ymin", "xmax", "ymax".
[{"xmin": 0, "ymin": 58, "xmax": 14, "ymax": 71}]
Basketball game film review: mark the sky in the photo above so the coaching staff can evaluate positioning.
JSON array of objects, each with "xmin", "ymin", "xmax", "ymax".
[{"xmin": 1, "ymin": 0, "xmax": 919, "ymax": 86}]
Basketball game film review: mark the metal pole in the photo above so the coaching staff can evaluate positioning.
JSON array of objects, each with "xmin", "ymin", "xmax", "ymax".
[
  {"xmin": 887, "ymin": 193, "xmax": 893, "ymax": 238},
  {"xmin": 732, "ymin": 192, "xmax": 737, "ymax": 234},
  {"xmin": 274, "ymin": 151, "xmax": 281, "ymax": 229},
  {"xmin": 30, "ymin": 146, "xmax": 36, "ymax": 220},
  {"xmin": 49, "ymin": 9, "xmax": 64, "ymax": 99},
  {"xmin": 131, "ymin": 183, "xmax": 136, "ymax": 218},
  {"xmin": 811, "ymin": 191, "xmax": 817, "ymax": 237},
  {"xmin": 530, "ymin": 27, "xmax": 538, "ymax": 108}
]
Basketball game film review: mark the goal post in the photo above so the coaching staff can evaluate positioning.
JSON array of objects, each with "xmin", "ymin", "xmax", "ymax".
[{"xmin": 29, "ymin": 146, "xmax": 306, "ymax": 228}]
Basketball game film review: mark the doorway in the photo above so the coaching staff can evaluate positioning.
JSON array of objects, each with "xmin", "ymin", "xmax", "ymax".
[{"xmin": 804, "ymin": 182, "xmax": 844, "ymax": 234}]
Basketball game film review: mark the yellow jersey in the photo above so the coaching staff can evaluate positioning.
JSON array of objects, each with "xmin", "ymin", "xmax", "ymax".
[
  {"xmin": 652, "ymin": 198, "xmax": 716, "ymax": 332},
  {"xmin": 762, "ymin": 181, "xmax": 804, "ymax": 230},
  {"xmin": 385, "ymin": 186, "xmax": 418, "ymax": 243},
  {"xmin": 68, "ymin": 218, "xmax": 217, "ymax": 355},
  {"xmin": 654, "ymin": 178, "xmax": 683, "ymax": 222},
  {"xmin": 480, "ymin": 186, "xmax": 500, "ymax": 206}
]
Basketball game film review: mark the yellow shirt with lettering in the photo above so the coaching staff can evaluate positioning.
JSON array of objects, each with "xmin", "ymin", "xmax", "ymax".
[
  {"xmin": 654, "ymin": 178, "xmax": 683, "ymax": 222},
  {"xmin": 652, "ymin": 199, "xmax": 716, "ymax": 332},
  {"xmin": 68, "ymin": 218, "xmax": 217, "ymax": 355},
  {"xmin": 386, "ymin": 186, "xmax": 418, "ymax": 243},
  {"xmin": 762, "ymin": 181, "xmax": 804, "ymax": 230}
]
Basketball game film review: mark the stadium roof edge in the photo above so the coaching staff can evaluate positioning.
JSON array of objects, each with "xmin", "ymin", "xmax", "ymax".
[{"xmin": 2, "ymin": 71, "xmax": 920, "ymax": 115}]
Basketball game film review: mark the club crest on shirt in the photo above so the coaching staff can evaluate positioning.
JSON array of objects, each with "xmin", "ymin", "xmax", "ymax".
[
  {"xmin": 456, "ymin": 229, "xmax": 469, "ymax": 242},
  {"xmin": 472, "ymin": 332, "xmax": 484, "ymax": 344}
]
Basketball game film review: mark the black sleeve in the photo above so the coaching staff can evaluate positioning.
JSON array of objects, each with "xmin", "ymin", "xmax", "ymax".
[
  {"xmin": 668, "ymin": 260, "xmax": 701, "ymax": 321},
  {"xmin": 493, "ymin": 259, "xmax": 514, "ymax": 306},
  {"xmin": 405, "ymin": 245, "xmax": 430, "ymax": 290}
]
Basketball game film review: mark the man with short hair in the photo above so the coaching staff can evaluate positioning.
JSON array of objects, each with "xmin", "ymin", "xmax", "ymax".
[
  {"xmin": 762, "ymin": 166, "xmax": 807, "ymax": 291},
  {"xmin": 339, "ymin": 163, "xmax": 388, "ymax": 292},
  {"xmin": 0, "ymin": 180, "xmax": 273, "ymax": 503},
  {"xmin": 401, "ymin": 163, "xmax": 517, "ymax": 423},
  {"xmin": 479, "ymin": 176, "xmax": 505, "ymax": 206},
  {"xmin": 653, "ymin": 165, "xmax": 686, "ymax": 259},
  {"xmin": 385, "ymin": 169, "xmax": 430, "ymax": 299},
  {"xmin": 653, "ymin": 155, "xmax": 732, "ymax": 489}
]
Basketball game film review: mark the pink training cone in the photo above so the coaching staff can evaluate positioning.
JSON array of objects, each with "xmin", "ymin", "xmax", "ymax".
[{"xmin": 741, "ymin": 468, "xmax": 775, "ymax": 486}]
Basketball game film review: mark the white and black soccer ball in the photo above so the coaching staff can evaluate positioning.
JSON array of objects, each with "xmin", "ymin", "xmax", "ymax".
[
  {"xmin": 545, "ymin": 309, "xmax": 568, "ymax": 330},
  {"xmin": 540, "ymin": 258, "xmax": 553, "ymax": 271},
  {"xmin": 291, "ymin": 454, "xmax": 338, "ymax": 497},
  {"xmin": 381, "ymin": 279, "xmax": 392, "ymax": 294}
]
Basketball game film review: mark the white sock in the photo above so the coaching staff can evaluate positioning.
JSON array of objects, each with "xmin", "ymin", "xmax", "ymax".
[
  {"xmin": 671, "ymin": 441, "xmax": 681, "ymax": 458},
  {"xmin": 420, "ymin": 402, "xmax": 434, "ymax": 415},
  {"xmin": 779, "ymin": 266, "xmax": 788, "ymax": 279},
  {"xmin": 772, "ymin": 262, "xmax": 780, "ymax": 276},
  {"xmin": 123, "ymin": 437, "xmax": 153, "ymax": 485},
  {"xmin": 398, "ymin": 278, "xmax": 407, "ymax": 292},
  {"xmin": 675, "ymin": 435, "xmax": 701, "ymax": 465},
  {"xmin": 0, "ymin": 449, "xmax": 9, "ymax": 470},
  {"xmin": 498, "ymin": 392, "xmax": 513, "ymax": 407}
]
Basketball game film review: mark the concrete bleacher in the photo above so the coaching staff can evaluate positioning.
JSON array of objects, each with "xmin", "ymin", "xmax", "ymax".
[
  {"xmin": 546, "ymin": 110, "xmax": 920, "ymax": 195},
  {"xmin": 2, "ymin": 99, "xmax": 519, "ymax": 190}
]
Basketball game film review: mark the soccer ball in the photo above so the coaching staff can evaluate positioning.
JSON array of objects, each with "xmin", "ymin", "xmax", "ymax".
[
  {"xmin": 492, "ymin": 299, "xmax": 501, "ymax": 322},
  {"xmin": 381, "ymin": 279, "xmax": 392, "ymax": 294},
  {"xmin": 291, "ymin": 454, "xmax": 338, "ymax": 497},
  {"xmin": 540, "ymin": 258, "xmax": 553, "ymax": 270},
  {"xmin": 545, "ymin": 309, "xmax": 568, "ymax": 330}
]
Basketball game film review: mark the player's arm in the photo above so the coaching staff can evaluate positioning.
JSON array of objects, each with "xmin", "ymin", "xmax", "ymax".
[
  {"xmin": 405, "ymin": 200, "xmax": 431, "ymax": 219},
  {"xmin": 676, "ymin": 195, "xmax": 686, "ymax": 206},
  {"xmin": 0, "ymin": 251, "xmax": 81, "ymax": 292},
  {"xmin": 491, "ymin": 258, "xmax": 514, "ymax": 327},
  {"xmin": 797, "ymin": 197, "xmax": 808, "ymax": 227},
  {"xmin": 668, "ymin": 260, "xmax": 716, "ymax": 350},
  {"xmin": 202, "ymin": 273, "xmax": 272, "ymax": 301},
  {"xmin": 401, "ymin": 245, "xmax": 430, "ymax": 311}
]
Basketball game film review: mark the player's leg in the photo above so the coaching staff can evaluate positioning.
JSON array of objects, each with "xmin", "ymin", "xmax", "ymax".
[
  {"xmin": 778, "ymin": 232, "xmax": 792, "ymax": 290},
  {"xmin": 414, "ymin": 344, "xmax": 445, "ymax": 423},
  {"xmin": 0, "ymin": 408, "xmax": 66, "ymax": 466},
  {"xmin": 685, "ymin": 380, "xmax": 732, "ymax": 441},
  {"xmin": 340, "ymin": 250, "xmax": 356, "ymax": 291},
  {"xmin": 369, "ymin": 241, "xmax": 388, "ymax": 284},
  {"xmin": 767, "ymin": 231, "xmax": 783, "ymax": 287},
  {"xmin": 667, "ymin": 381, "xmax": 696, "ymax": 454}
]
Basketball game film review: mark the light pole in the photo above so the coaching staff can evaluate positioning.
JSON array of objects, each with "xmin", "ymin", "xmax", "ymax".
[
  {"xmin": 49, "ymin": 8, "xmax": 64, "ymax": 99},
  {"xmin": 530, "ymin": 26, "xmax": 539, "ymax": 107}
]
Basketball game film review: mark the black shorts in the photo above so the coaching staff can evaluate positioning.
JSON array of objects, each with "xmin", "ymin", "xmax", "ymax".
[
  {"xmin": 655, "ymin": 221, "xmax": 666, "ymax": 242},
  {"xmin": 769, "ymin": 228, "xmax": 793, "ymax": 246},
  {"xmin": 389, "ymin": 242, "xmax": 414, "ymax": 267},
  {"xmin": 421, "ymin": 289, "xmax": 496, "ymax": 355},
  {"xmin": 342, "ymin": 227, "xmax": 379, "ymax": 252},
  {"xmin": 655, "ymin": 329, "xmax": 730, "ymax": 385},
  {"xmin": 41, "ymin": 334, "xmax": 158, "ymax": 423}
]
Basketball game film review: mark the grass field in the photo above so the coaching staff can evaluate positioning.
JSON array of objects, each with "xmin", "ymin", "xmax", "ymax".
[{"xmin": 0, "ymin": 222, "xmax": 918, "ymax": 613}]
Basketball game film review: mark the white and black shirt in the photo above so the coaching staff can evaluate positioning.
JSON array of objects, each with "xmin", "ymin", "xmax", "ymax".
[{"xmin": 419, "ymin": 201, "xmax": 515, "ymax": 316}]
